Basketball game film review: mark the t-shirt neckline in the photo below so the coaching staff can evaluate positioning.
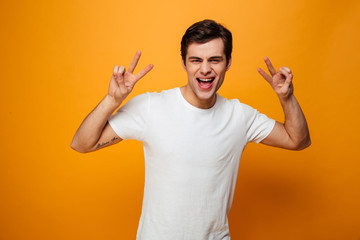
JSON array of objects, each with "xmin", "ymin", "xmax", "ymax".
[{"xmin": 175, "ymin": 87, "xmax": 220, "ymax": 113}]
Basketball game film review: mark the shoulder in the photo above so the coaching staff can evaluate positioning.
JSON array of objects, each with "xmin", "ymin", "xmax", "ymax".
[
  {"xmin": 216, "ymin": 95, "xmax": 267, "ymax": 125},
  {"xmin": 121, "ymin": 91, "xmax": 150, "ymax": 109},
  {"xmin": 146, "ymin": 87, "xmax": 179, "ymax": 103},
  {"xmin": 147, "ymin": 87, "xmax": 178, "ymax": 97},
  {"xmin": 217, "ymin": 95, "xmax": 255, "ymax": 113},
  {"xmin": 123, "ymin": 88, "xmax": 177, "ymax": 106}
]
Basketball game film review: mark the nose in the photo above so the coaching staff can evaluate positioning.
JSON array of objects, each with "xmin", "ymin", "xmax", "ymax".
[{"xmin": 200, "ymin": 61, "xmax": 211, "ymax": 75}]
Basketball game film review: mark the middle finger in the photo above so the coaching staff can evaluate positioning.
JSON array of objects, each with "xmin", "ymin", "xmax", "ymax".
[{"xmin": 128, "ymin": 51, "xmax": 141, "ymax": 74}]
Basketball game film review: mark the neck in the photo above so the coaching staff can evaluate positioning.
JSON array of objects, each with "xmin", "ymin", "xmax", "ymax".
[{"xmin": 180, "ymin": 86, "xmax": 217, "ymax": 109}]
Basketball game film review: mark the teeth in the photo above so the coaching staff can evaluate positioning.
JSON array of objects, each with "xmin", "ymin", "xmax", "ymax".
[{"xmin": 198, "ymin": 78, "xmax": 213, "ymax": 82}]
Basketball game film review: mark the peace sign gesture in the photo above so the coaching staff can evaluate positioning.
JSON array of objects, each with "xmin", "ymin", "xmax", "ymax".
[
  {"xmin": 108, "ymin": 51, "xmax": 153, "ymax": 104},
  {"xmin": 257, "ymin": 57, "xmax": 294, "ymax": 100}
]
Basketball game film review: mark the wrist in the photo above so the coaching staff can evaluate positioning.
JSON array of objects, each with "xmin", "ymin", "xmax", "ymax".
[
  {"xmin": 104, "ymin": 94, "xmax": 123, "ymax": 110},
  {"xmin": 278, "ymin": 94, "xmax": 298, "ymax": 111},
  {"xmin": 278, "ymin": 92, "xmax": 295, "ymax": 103}
]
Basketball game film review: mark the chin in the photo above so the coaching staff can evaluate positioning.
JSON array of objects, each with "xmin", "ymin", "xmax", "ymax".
[{"xmin": 195, "ymin": 89, "xmax": 216, "ymax": 101}]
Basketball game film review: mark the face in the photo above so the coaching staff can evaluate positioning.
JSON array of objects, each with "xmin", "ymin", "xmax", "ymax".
[{"xmin": 182, "ymin": 38, "xmax": 231, "ymax": 109}]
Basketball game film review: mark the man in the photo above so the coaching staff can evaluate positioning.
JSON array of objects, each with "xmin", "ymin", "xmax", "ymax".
[{"xmin": 71, "ymin": 19, "xmax": 310, "ymax": 240}]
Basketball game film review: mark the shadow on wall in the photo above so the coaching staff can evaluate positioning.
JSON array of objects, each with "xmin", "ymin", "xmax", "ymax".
[{"xmin": 229, "ymin": 155, "xmax": 322, "ymax": 239}]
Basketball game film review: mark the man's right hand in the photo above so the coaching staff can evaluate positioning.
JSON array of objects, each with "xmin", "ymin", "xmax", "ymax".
[
  {"xmin": 71, "ymin": 51, "xmax": 153, "ymax": 153},
  {"xmin": 108, "ymin": 51, "xmax": 153, "ymax": 105}
]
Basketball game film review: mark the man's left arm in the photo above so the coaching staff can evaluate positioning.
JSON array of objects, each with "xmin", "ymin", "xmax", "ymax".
[{"xmin": 257, "ymin": 57, "xmax": 311, "ymax": 150}]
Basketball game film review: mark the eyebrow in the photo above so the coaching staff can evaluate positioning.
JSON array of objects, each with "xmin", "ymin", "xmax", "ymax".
[
  {"xmin": 188, "ymin": 56, "xmax": 201, "ymax": 60},
  {"xmin": 188, "ymin": 56, "xmax": 224, "ymax": 60},
  {"xmin": 208, "ymin": 56, "xmax": 224, "ymax": 60}
]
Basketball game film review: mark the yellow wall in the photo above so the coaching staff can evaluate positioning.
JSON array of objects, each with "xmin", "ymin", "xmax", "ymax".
[{"xmin": 1, "ymin": 0, "xmax": 360, "ymax": 239}]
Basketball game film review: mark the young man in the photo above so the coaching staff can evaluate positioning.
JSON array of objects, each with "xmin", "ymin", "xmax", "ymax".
[{"xmin": 71, "ymin": 19, "xmax": 310, "ymax": 240}]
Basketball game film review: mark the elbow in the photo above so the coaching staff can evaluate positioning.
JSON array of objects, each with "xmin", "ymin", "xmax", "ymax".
[
  {"xmin": 70, "ymin": 140, "xmax": 91, "ymax": 153},
  {"xmin": 304, "ymin": 138, "xmax": 311, "ymax": 149},
  {"xmin": 293, "ymin": 136, "xmax": 311, "ymax": 151}
]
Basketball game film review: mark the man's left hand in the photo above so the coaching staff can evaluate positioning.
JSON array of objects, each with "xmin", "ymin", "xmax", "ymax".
[{"xmin": 257, "ymin": 57, "xmax": 294, "ymax": 100}]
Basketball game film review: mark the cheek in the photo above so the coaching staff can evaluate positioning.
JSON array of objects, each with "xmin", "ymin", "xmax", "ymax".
[
  {"xmin": 187, "ymin": 68, "xmax": 198, "ymax": 76},
  {"xmin": 213, "ymin": 64, "xmax": 227, "ymax": 73}
]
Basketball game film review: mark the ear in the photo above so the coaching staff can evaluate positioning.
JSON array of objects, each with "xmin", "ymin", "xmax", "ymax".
[
  {"xmin": 226, "ymin": 58, "xmax": 232, "ymax": 71},
  {"xmin": 181, "ymin": 58, "xmax": 187, "ymax": 71}
]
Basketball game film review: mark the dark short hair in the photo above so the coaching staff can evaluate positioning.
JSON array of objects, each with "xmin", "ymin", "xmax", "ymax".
[{"xmin": 181, "ymin": 19, "xmax": 233, "ymax": 65}]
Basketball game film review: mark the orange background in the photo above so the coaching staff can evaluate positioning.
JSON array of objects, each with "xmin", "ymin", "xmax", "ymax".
[{"xmin": 1, "ymin": 0, "xmax": 360, "ymax": 239}]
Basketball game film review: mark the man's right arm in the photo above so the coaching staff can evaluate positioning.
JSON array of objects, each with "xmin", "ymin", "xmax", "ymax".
[
  {"xmin": 70, "ymin": 95, "xmax": 123, "ymax": 153},
  {"xmin": 70, "ymin": 51, "xmax": 153, "ymax": 153}
]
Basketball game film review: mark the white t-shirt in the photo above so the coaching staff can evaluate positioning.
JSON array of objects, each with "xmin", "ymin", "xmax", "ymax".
[{"xmin": 108, "ymin": 88, "xmax": 275, "ymax": 240}]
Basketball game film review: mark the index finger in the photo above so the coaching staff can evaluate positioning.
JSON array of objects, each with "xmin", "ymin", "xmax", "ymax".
[
  {"xmin": 257, "ymin": 67, "xmax": 273, "ymax": 83},
  {"xmin": 264, "ymin": 56, "xmax": 277, "ymax": 77},
  {"xmin": 134, "ymin": 64, "xmax": 154, "ymax": 82},
  {"xmin": 127, "ymin": 51, "xmax": 141, "ymax": 74}
]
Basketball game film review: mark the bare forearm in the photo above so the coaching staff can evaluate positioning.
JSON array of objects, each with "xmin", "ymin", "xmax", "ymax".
[
  {"xmin": 71, "ymin": 95, "xmax": 121, "ymax": 152},
  {"xmin": 280, "ymin": 94, "xmax": 311, "ymax": 149}
]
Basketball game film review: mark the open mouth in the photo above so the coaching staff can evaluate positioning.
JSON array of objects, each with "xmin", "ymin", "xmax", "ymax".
[
  {"xmin": 196, "ymin": 77, "xmax": 215, "ymax": 89},
  {"xmin": 197, "ymin": 77, "xmax": 215, "ymax": 83}
]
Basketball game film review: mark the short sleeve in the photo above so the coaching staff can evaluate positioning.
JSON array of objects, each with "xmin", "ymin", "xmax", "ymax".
[
  {"xmin": 241, "ymin": 103, "xmax": 276, "ymax": 143},
  {"xmin": 108, "ymin": 93, "xmax": 149, "ymax": 141}
]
